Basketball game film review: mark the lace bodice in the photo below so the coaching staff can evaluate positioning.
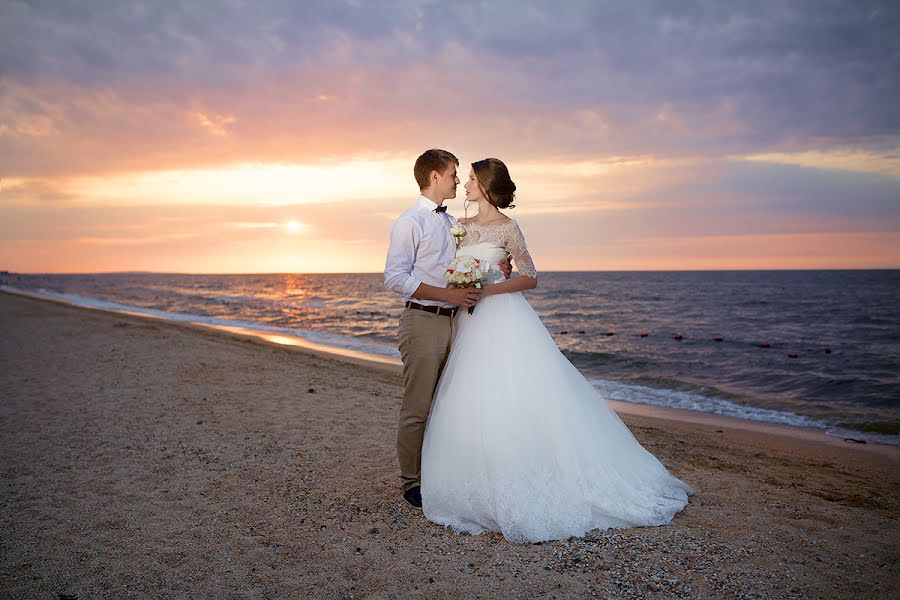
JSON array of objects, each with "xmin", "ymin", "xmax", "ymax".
[{"xmin": 458, "ymin": 219, "xmax": 537, "ymax": 279}]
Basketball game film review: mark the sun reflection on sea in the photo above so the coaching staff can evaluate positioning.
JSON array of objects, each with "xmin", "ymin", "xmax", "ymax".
[{"xmin": 204, "ymin": 324, "xmax": 399, "ymax": 366}]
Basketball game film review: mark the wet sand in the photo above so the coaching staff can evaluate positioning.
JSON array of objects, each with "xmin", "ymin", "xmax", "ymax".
[{"xmin": 1, "ymin": 291, "xmax": 897, "ymax": 598}]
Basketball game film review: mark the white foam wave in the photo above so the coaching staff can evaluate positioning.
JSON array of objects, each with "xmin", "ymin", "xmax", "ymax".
[
  {"xmin": 1, "ymin": 285, "xmax": 399, "ymax": 359},
  {"xmin": 590, "ymin": 378, "xmax": 899, "ymax": 446}
]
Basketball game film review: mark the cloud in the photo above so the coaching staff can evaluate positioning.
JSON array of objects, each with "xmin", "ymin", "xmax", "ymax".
[
  {"xmin": 192, "ymin": 112, "xmax": 236, "ymax": 137},
  {"xmin": 2, "ymin": 154, "xmax": 897, "ymax": 272},
  {"xmin": 1, "ymin": 2, "xmax": 897, "ymax": 271},
  {"xmin": 739, "ymin": 148, "xmax": 900, "ymax": 179},
  {"xmin": 0, "ymin": 1, "xmax": 897, "ymax": 178},
  {"xmin": 0, "ymin": 159, "xmax": 415, "ymax": 207},
  {"xmin": 0, "ymin": 178, "xmax": 75, "ymax": 203}
]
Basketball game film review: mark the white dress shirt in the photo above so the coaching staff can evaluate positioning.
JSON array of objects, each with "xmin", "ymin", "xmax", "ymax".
[{"xmin": 384, "ymin": 195, "xmax": 457, "ymax": 308}]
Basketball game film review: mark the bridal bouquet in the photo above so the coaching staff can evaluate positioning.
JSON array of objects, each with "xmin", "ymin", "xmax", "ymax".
[{"xmin": 445, "ymin": 255, "xmax": 486, "ymax": 315}]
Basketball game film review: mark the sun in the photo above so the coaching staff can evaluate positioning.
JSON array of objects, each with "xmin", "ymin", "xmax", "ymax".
[{"xmin": 285, "ymin": 220, "xmax": 303, "ymax": 234}]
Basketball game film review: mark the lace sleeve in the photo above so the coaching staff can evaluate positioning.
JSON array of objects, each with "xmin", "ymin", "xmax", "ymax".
[{"xmin": 506, "ymin": 220, "xmax": 537, "ymax": 278}]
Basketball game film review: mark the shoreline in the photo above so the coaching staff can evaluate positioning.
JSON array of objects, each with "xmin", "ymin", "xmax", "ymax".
[
  {"xmin": 1, "ymin": 290, "xmax": 898, "ymax": 597},
  {"xmin": 2, "ymin": 287, "xmax": 895, "ymax": 454}
]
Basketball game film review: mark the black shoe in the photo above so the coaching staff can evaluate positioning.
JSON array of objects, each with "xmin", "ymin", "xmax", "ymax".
[{"xmin": 402, "ymin": 486, "xmax": 422, "ymax": 508}]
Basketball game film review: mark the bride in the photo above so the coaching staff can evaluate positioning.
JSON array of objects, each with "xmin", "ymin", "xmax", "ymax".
[{"xmin": 420, "ymin": 158, "xmax": 693, "ymax": 543}]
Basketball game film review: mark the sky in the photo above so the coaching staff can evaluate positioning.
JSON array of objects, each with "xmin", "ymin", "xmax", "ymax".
[{"xmin": 1, "ymin": 0, "xmax": 899, "ymax": 273}]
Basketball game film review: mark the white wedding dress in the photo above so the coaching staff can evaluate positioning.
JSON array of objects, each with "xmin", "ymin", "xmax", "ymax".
[{"xmin": 421, "ymin": 220, "xmax": 692, "ymax": 543}]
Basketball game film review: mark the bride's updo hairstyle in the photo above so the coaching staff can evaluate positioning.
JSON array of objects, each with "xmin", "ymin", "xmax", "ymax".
[{"xmin": 472, "ymin": 158, "xmax": 516, "ymax": 209}]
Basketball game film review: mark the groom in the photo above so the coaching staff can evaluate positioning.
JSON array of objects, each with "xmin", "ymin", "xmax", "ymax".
[{"xmin": 384, "ymin": 149, "xmax": 508, "ymax": 508}]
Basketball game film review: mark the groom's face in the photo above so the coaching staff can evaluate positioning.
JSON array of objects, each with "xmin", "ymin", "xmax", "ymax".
[{"xmin": 434, "ymin": 164, "xmax": 460, "ymax": 201}]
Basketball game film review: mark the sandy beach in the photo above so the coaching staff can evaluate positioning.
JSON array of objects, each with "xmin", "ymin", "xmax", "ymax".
[{"xmin": 1, "ymin": 291, "xmax": 897, "ymax": 598}]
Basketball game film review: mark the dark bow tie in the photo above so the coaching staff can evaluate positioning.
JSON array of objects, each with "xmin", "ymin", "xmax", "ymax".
[{"xmin": 434, "ymin": 205, "xmax": 447, "ymax": 213}]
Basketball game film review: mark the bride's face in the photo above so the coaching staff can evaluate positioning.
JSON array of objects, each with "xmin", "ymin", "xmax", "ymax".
[{"xmin": 464, "ymin": 170, "xmax": 486, "ymax": 203}]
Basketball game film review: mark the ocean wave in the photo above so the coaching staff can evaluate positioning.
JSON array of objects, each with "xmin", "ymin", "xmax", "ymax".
[
  {"xmin": 589, "ymin": 378, "xmax": 899, "ymax": 446},
  {"xmin": 145, "ymin": 287, "xmax": 329, "ymax": 310},
  {"xmin": 1, "ymin": 285, "xmax": 399, "ymax": 359},
  {"xmin": 562, "ymin": 349, "xmax": 652, "ymax": 370},
  {"xmin": 203, "ymin": 293, "xmax": 326, "ymax": 309}
]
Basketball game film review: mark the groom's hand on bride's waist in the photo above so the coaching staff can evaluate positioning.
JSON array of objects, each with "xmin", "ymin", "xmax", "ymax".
[
  {"xmin": 499, "ymin": 254, "xmax": 513, "ymax": 279},
  {"xmin": 445, "ymin": 286, "xmax": 482, "ymax": 308}
]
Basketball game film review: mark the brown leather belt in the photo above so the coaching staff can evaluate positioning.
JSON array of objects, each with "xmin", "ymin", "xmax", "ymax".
[{"xmin": 405, "ymin": 301, "xmax": 458, "ymax": 318}]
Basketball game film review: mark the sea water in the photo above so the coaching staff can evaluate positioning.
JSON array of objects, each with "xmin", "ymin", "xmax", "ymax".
[{"xmin": 4, "ymin": 270, "xmax": 898, "ymax": 444}]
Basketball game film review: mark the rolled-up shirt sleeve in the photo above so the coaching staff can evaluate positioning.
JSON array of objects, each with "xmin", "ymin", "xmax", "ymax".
[{"xmin": 384, "ymin": 217, "xmax": 423, "ymax": 297}]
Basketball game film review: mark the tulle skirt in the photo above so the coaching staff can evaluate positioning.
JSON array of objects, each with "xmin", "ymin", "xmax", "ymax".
[{"xmin": 420, "ymin": 291, "xmax": 693, "ymax": 543}]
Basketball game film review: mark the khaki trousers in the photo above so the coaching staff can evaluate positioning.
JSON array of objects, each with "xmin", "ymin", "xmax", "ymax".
[{"xmin": 396, "ymin": 307, "xmax": 453, "ymax": 492}]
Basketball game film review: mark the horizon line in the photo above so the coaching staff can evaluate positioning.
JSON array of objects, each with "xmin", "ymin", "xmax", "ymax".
[{"xmin": 3, "ymin": 267, "xmax": 900, "ymax": 277}]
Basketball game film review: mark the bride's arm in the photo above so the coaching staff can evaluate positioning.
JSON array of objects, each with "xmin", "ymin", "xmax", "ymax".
[
  {"xmin": 482, "ymin": 273, "xmax": 536, "ymax": 296},
  {"xmin": 482, "ymin": 221, "xmax": 538, "ymax": 297}
]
